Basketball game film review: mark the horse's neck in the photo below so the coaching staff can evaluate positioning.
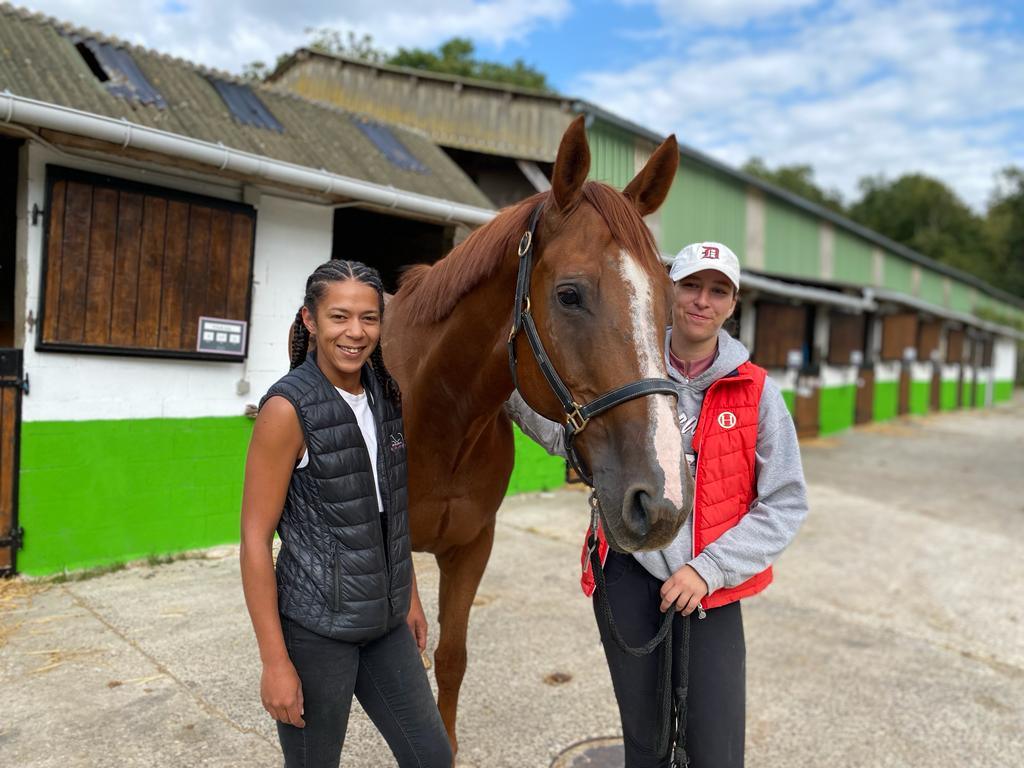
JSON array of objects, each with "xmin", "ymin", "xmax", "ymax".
[{"xmin": 410, "ymin": 258, "xmax": 517, "ymax": 431}]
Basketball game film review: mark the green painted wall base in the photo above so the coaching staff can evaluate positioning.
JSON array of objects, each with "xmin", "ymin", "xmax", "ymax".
[
  {"xmin": 909, "ymin": 381, "xmax": 930, "ymax": 416},
  {"xmin": 819, "ymin": 385, "xmax": 855, "ymax": 435},
  {"xmin": 19, "ymin": 417, "xmax": 253, "ymax": 576},
  {"xmin": 508, "ymin": 425, "xmax": 566, "ymax": 494},
  {"xmin": 18, "ymin": 416, "xmax": 567, "ymax": 576},
  {"xmin": 873, "ymin": 381, "xmax": 899, "ymax": 422},
  {"xmin": 940, "ymin": 380, "xmax": 958, "ymax": 411},
  {"xmin": 993, "ymin": 380, "xmax": 1014, "ymax": 403}
]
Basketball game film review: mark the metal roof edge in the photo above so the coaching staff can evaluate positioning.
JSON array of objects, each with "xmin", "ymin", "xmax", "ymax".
[
  {"xmin": 575, "ymin": 100, "xmax": 1024, "ymax": 313},
  {"xmin": 270, "ymin": 48, "xmax": 570, "ymax": 103}
]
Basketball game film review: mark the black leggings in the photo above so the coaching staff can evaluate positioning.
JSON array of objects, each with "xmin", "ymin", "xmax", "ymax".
[
  {"xmin": 593, "ymin": 551, "xmax": 746, "ymax": 768},
  {"xmin": 277, "ymin": 617, "xmax": 451, "ymax": 768}
]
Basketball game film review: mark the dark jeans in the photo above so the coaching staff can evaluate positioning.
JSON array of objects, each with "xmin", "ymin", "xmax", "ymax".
[
  {"xmin": 277, "ymin": 617, "xmax": 451, "ymax": 768},
  {"xmin": 593, "ymin": 551, "xmax": 746, "ymax": 768}
]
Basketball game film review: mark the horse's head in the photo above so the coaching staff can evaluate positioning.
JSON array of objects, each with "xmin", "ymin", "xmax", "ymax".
[{"xmin": 513, "ymin": 116, "xmax": 693, "ymax": 553}]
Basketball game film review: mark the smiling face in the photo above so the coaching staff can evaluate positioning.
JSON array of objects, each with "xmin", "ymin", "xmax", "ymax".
[
  {"xmin": 671, "ymin": 269, "xmax": 738, "ymax": 351},
  {"xmin": 303, "ymin": 278, "xmax": 382, "ymax": 392}
]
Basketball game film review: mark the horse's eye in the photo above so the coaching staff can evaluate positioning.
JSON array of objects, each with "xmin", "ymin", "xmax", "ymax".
[{"xmin": 557, "ymin": 288, "xmax": 580, "ymax": 307}]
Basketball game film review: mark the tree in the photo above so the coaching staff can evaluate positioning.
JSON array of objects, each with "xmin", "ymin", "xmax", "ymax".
[
  {"xmin": 742, "ymin": 157, "xmax": 845, "ymax": 214},
  {"xmin": 847, "ymin": 173, "xmax": 992, "ymax": 281},
  {"xmin": 388, "ymin": 37, "xmax": 550, "ymax": 91},
  {"xmin": 304, "ymin": 28, "xmax": 388, "ymax": 64},
  {"xmin": 984, "ymin": 167, "xmax": 1024, "ymax": 299}
]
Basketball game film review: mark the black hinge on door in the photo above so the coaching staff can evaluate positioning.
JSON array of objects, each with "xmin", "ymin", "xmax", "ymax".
[
  {"xmin": 0, "ymin": 371, "xmax": 28, "ymax": 394},
  {"xmin": 1, "ymin": 526, "xmax": 24, "ymax": 576}
]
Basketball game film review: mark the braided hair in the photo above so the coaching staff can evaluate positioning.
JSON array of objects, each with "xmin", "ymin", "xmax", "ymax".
[{"xmin": 288, "ymin": 260, "xmax": 401, "ymax": 406}]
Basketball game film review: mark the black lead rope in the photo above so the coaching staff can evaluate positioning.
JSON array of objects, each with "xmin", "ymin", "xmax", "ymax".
[{"xmin": 587, "ymin": 501, "xmax": 692, "ymax": 767}]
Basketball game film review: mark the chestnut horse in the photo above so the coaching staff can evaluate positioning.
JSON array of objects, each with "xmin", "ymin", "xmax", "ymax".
[{"xmin": 383, "ymin": 116, "xmax": 693, "ymax": 757}]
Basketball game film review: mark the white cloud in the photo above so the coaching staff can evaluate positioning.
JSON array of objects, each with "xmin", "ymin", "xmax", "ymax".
[
  {"xmin": 575, "ymin": 0, "xmax": 1024, "ymax": 210},
  {"xmin": 647, "ymin": 0, "xmax": 820, "ymax": 27},
  {"xmin": 17, "ymin": 0, "xmax": 570, "ymax": 73}
]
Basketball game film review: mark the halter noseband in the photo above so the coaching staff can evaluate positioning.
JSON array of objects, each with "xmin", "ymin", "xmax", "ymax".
[{"xmin": 506, "ymin": 202, "xmax": 679, "ymax": 487}]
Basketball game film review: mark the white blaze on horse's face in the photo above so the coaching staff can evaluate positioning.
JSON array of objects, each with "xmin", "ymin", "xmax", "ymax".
[{"xmin": 616, "ymin": 250, "xmax": 685, "ymax": 510}]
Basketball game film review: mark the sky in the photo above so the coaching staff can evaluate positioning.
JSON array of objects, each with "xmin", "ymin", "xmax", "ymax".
[{"xmin": 13, "ymin": 0, "xmax": 1024, "ymax": 211}]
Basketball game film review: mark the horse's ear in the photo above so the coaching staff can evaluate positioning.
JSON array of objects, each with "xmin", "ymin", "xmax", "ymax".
[
  {"xmin": 623, "ymin": 134, "xmax": 679, "ymax": 217},
  {"xmin": 550, "ymin": 115, "xmax": 591, "ymax": 212}
]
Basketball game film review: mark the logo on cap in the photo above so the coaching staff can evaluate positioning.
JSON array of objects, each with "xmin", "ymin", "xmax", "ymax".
[
  {"xmin": 718, "ymin": 411, "xmax": 737, "ymax": 429},
  {"xmin": 701, "ymin": 245, "xmax": 720, "ymax": 260}
]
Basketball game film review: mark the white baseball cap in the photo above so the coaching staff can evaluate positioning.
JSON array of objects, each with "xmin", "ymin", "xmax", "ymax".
[{"xmin": 669, "ymin": 242, "xmax": 741, "ymax": 290}]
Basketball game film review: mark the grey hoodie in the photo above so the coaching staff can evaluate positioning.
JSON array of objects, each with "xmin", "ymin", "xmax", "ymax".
[{"xmin": 505, "ymin": 329, "xmax": 808, "ymax": 596}]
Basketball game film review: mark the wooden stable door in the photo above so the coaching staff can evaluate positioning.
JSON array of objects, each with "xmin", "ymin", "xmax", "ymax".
[
  {"xmin": 930, "ymin": 369, "xmax": 942, "ymax": 411},
  {"xmin": 0, "ymin": 349, "xmax": 23, "ymax": 575},
  {"xmin": 898, "ymin": 366, "xmax": 911, "ymax": 415},
  {"xmin": 855, "ymin": 367, "xmax": 875, "ymax": 424}
]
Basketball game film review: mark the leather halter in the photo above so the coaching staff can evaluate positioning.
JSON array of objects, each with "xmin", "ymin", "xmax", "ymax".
[{"xmin": 507, "ymin": 202, "xmax": 679, "ymax": 487}]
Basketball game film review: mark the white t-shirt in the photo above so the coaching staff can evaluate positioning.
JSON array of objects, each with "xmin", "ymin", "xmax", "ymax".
[{"xmin": 296, "ymin": 387, "xmax": 384, "ymax": 513}]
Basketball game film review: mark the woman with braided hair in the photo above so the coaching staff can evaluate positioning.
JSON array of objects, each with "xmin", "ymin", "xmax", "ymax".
[{"xmin": 241, "ymin": 260, "xmax": 449, "ymax": 768}]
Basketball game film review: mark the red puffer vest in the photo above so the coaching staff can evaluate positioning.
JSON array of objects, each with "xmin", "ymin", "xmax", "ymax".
[{"xmin": 580, "ymin": 361, "xmax": 771, "ymax": 610}]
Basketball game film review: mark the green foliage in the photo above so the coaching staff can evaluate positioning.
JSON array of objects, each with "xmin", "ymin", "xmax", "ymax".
[
  {"xmin": 848, "ymin": 173, "xmax": 992, "ymax": 279},
  {"xmin": 984, "ymin": 167, "xmax": 1024, "ymax": 300},
  {"xmin": 389, "ymin": 37, "xmax": 550, "ymax": 91},
  {"xmin": 742, "ymin": 157, "xmax": 846, "ymax": 214},
  {"xmin": 305, "ymin": 28, "xmax": 388, "ymax": 64}
]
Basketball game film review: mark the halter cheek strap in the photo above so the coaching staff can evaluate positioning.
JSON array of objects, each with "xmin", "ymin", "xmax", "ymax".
[{"xmin": 506, "ymin": 202, "xmax": 679, "ymax": 487}]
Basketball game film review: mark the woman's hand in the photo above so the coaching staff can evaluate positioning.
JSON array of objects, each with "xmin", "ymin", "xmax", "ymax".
[
  {"xmin": 660, "ymin": 564, "xmax": 709, "ymax": 615},
  {"xmin": 261, "ymin": 658, "xmax": 305, "ymax": 728},
  {"xmin": 406, "ymin": 590, "xmax": 429, "ymax": 652}
]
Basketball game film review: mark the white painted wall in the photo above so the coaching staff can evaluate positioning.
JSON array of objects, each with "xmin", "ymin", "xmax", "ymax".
[
  {"xmin": 993, "ymin": 337, "xmax": 1017, "ymax": 382},
  {"xmin": 874, "ymin": 360, "xmax": 901, "ymax": 384},
  {"xmin": 910, "ymin": 361, "xmax": 933, "ymax": 384},
  {"xmin": 767, "ymin": 368, "xmax": 797, "ymax": 393},
  {"xmin": 18, "ymin": 143, "xmax": 334, "ymax": 422},
  {"xmin": 820, "ymin": 364, "xmax": 857, "ymax": 388},
  {"xmin": 941, "ymin": 363, "xmax": 961, "ymax": 382}
]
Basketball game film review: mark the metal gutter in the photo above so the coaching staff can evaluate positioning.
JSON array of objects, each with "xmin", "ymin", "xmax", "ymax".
[
  {"xmin": 741, "ymin": 272, "xmax": 875, "ymax": 312},
  {"xmin": 0, "ymin": 91, "xmax": 496, "ymax": 227}
]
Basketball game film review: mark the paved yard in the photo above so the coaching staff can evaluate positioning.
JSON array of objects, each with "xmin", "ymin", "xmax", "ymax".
[{"xmin": 2, "ymin": 396, "xmax": 1022, "ymax": 767}]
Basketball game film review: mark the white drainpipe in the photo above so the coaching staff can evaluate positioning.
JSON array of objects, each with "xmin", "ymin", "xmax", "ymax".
[{"xmin": 0, "ymin": 91, "xmax": 496, "ymax": 227}]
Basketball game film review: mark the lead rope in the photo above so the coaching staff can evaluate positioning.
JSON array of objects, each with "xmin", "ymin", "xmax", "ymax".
[{"xmin": 586, "ymin": 492, "xmax": 692, "ymax": 767}]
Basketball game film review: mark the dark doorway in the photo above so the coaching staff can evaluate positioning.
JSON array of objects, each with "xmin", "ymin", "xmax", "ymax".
[
  {"xmin": 332, "ymin": 208, "xmax": 455, "ymax": 294},
  {"xmin": 442, "ymin": 147, "xmax": 550, "ymax": 209}
]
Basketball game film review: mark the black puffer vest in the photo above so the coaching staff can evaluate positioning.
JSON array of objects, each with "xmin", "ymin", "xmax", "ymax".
[{"xmin": 260, "ymin": 354, "xmax": 412, "ymax": 643}]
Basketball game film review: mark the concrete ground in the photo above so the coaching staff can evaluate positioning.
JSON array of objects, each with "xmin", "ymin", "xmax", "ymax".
[{"xmin": 2, "ymin": 396, "xmax": 1023, "ymax": 767}]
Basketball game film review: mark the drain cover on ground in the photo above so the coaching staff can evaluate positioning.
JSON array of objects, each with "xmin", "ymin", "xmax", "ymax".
[{"xmin": 550, "ymin": 737, "xmax": 625, "ymax": 767}]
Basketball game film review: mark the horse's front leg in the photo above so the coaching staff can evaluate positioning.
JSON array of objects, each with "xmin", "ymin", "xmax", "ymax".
[{"xmin": 434, "ymin": 521, "xmax": 496, "ymax": 762}]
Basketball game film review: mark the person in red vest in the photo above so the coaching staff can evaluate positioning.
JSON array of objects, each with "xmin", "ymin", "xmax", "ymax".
[{"xmin": 507, "ymin": 241, "xmax": 808, "ymax": 768}]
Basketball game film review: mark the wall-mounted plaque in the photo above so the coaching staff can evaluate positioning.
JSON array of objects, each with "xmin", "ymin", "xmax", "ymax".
[{"xmin": 197, "ymin": 317, "xmax": 247, "ymax": 356}]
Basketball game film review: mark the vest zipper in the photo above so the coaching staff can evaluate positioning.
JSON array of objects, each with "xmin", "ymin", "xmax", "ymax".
[{"xmin": 331, "ymin": 541, "xmax": 343, "ymax": 612}]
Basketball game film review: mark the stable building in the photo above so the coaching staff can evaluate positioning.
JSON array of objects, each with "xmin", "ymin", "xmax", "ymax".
[{"xmin": 270, "ymin": 49, "xmax": 1023, "ymax": 441}]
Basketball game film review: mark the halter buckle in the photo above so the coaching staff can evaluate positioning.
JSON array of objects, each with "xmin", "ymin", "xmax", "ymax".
[
  {"xmin": 566, "ymin": 402, "xmax": 589, "ymax": 434},
  {"xmin": 518, "ymin": 230, "xmax": 532, "ymax": 257}
]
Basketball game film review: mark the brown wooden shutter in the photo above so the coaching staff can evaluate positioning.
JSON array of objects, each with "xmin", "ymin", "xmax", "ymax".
[
  {"xmin": 40, "ymin": 168, "xmax": 255, "ymax": 359},
  {"xmin": 827, "ymin": 312, "xmax": 865, "ymax": 366},
  {"xmin": 880, "ymin": 313, "xmax": 918, "ymax": 361},
  {"xmin": 753, "ymin": 302, "xmax": 806, "ymax": 368}
]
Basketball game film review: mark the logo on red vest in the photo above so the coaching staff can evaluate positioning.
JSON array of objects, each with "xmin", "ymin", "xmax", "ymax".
[
  {"xmin": 717, "ymin": 411, "xmax": 737, "ymax": 429},
  {"xmin": 701, "ymin": 245, "xmax": 720, "ymax": 259}
]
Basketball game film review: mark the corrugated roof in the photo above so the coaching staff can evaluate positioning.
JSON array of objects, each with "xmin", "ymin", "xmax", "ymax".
[
  {"xmin": 270, "ymin": 50, "xmax": 1024, "ymax": 314},
  {"xmin": 0, "ymin": 3, "xmax": 491, "ymax": 209},
  {"xmin": 270, "ymin": 49, "xmax": 574, "ymax": 161}
]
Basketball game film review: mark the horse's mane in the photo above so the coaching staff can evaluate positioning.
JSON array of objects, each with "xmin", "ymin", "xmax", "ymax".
[{"xmin": 397, "ymin": 182, "xmax": 661, "ymax": 326}]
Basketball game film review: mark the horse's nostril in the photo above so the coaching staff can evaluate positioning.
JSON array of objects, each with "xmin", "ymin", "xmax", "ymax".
[{"xmin": 623, "ymin": 489, "xmax": 652, "ymax": 538}]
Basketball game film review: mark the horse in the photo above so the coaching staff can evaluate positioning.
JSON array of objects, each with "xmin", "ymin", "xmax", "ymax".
[{"xmin": 382, "ymin": 115, "xmax": 694, "ymax": 758}]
